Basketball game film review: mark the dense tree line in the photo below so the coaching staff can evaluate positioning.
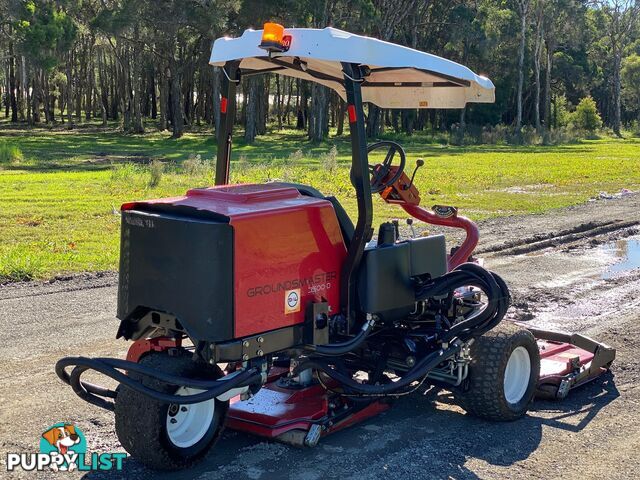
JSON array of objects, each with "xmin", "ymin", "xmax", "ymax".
[{"xmin": 1, "ymin": 0, "xmax": 639, "ymax": 142}]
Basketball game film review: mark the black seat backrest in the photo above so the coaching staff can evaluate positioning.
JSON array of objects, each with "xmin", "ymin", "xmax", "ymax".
[{"xmin": 271, "ymin": 182, "xmax": 355, "ymax": 247}]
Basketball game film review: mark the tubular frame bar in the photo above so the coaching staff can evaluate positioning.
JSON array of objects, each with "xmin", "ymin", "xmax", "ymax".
[
  {"xmin": 340, "ymin": 62, "xmax": 373, "ymax": 329},
  {"xmin": 215, "ymin": 61, "xmax": 241, "ymax": 185}
]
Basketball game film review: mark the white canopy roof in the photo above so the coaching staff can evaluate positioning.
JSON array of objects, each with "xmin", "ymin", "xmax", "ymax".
[{"xmin": 210, "ymin": 27, "xmax": 494, "ymax": 109}]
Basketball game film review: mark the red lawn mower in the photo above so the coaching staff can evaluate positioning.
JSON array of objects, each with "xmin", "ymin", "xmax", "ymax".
[{"xmin": 56, "ymin": 24, "xmax": 615, "ymax": 470}]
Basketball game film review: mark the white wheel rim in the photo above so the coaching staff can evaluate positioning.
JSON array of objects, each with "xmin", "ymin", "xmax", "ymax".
[
  {"xmin": 166, "ymin": 387, "xmax": 215, "ymax": 448},
  {"xmin": 503, "ymin": 346, "xmax": 532, "ymax": 405}
]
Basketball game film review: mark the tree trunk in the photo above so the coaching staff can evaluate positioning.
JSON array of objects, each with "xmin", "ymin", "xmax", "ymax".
[
  {"xmin": 402, "ymin": 110, "xmax": 415, "ymax": 136},
  {"xmin": 85, "ymin": 42, "xmax": 94, "ymax": 121},
  {"xmin": 31, "ymin": 72, "xmax": 40, "ymax": 123},
  {"xmin": 283, "ymin": 77, "xmax": 293, "ymax": 126},
  {"xmin": 25, "ymin": 64, "xmax": 31, "ymax": 125},
  {"xmin": 132, "ymin": 29, "xmax": 145, "ymax": 134},
  {"xmin": 336, "ymin": 100, "xmax": 346, "ymax": 136},
  {"xmin": 158, "ymin": 63, "xmax": 168, "ymax": 131},
  {"xmin": 533, "ymin": 6, "xmax": 543, "ymax": 132},
  {"xmin": 17, "ymin": 55, "xmax": 26, "ymax": 121},
  {"xmin": 4, "ymin": 61, "xmax": 9, "ymax": 118},
  {"xmin": 75, "ymin": 47, "xmax": 83, "ymax": 121},
  {"xmin": 308, "ymin": 83, "xmax": 330, "ymax": 142},
  {"xmin": 66, "ymin": 52, "xmax": 73, "ymax": 126},
  {"xmin": 366, "ymin": 105, "xmax": 382, "ymax": 138},
  {"xmin": 612, "ymin": 47, "xmax": 622, "ymax": 137},
  {"xmin": 244, "ymin": 76, "xmax": 262, "ymax": 143},
  {"xmin": 120, "ymin": 47, "xmax": 132, "ymax": 132},
  {"xmin": 516, "ymin": 0, "xmax": 529, "ymax": 131},
  {"xmin": 9, "ymin": 41, "xmax": 18, "ymax": 122},
  {"xmin": 150, "ymin": 66, "xmax": 157, "ymax": 119},
  {"xmin": 275, "ymin": 74, "xmax": 282, "ymax": 129},
  {"xmin": 258, "ymin": 75, "xmax": 267, "ymax": 135},
  {"xmin": 460, "ymin": 106, "xmax": 466, "ymax": 134},
  {"xmin": 544, "ymin": 41, "xmax": 553, "ymax": 128},
  {"xmin": 97, "ymin": 49, "xmax": 109, "ymax": 127},
  {"xmin": 42, "ymin": 72, "xmax": 52, "ymax": 123},
  {"xmin": 170, "ymin": 61, "xmax": 183, "ymax": 138}
]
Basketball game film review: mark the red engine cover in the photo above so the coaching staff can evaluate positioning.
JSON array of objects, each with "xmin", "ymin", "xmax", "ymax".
[{"xmin": 124, "ymin": 184, "xmax": 347, "ymax": 338}]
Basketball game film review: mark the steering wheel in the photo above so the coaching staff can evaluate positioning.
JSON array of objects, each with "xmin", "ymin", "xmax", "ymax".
[{"xmin": 366, "ymin": 141, "xmax": 406, "ymax": 193}]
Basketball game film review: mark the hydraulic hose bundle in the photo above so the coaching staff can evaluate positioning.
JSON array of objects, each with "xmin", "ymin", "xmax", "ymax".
[
  {"xmin": 415, "ymin": 262, "xmax": 510, "ymax": 344},
  {"xmin": 297, "ymin": 263, "xmax": 509, "ymax": 396},
  {"xmin": 55, "ymin": 356, "xmax": 262, "ymax": 411}
]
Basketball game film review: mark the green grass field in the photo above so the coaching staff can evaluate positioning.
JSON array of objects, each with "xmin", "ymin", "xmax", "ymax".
[{"xmin": 1, "ymin": 124, "xmax": 639, "ymax": 282}]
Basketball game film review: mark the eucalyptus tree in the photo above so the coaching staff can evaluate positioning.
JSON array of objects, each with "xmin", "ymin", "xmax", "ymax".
[
  {"xmin": 514, "ymin": 0, "xmax": 530, "ymax": 131},
  {"xmin": 590, "ymin": 0, "xmax": 639, "ymax": 135},
  {"xmin": 13, "ymin": 0, "xmax": 77, "ymax": 123}
]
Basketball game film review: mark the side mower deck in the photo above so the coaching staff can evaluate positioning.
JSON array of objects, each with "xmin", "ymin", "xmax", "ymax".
[{"xmin": 530, "ymin": 327, "xmax": 616, "ymax": 399}]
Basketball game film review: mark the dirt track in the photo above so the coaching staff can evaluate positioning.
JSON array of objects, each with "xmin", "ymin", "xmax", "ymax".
[{"xmin": 1, "ymin": 194, "xmax": 639, "ymax": 480}]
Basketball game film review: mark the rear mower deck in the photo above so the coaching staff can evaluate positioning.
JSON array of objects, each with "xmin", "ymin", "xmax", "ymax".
[
  {"xmin": 227, "ymin": 367, "xmax": 389, "ymax": 447},
  {"xmin": 225, "ymin": 326, "xmax": 615, "ymax": 447}
]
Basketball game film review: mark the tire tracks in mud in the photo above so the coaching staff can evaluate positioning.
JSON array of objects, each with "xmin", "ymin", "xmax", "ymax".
[{"xmin": 478, "ymin": 219, "xmax": 639, "ymax": 256}]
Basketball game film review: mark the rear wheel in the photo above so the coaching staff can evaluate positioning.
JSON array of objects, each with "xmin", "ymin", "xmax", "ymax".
[
  {"xmin": 455, "ymin": 323, "xmax": 540, "ymax": 421},
  {"xmin": 115, "ymin": 351, "xmax": 228, "ymax": 470}
]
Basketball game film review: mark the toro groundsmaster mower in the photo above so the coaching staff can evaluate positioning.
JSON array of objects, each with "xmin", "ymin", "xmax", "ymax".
[{"xmin": 56, "ymin": 24, "xmax": 615, "ymax": 470}]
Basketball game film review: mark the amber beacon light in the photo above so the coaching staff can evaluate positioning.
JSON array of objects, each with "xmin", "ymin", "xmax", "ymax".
[{"xmin": 259, "ymin": 22, "xmax": 291, "ymax": 52}]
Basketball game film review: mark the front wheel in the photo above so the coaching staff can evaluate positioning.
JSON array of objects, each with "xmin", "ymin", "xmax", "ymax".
[
  {"xmin": 115, "ymin": 351, "xmax": 228, "ymax": 470},
  {"xmin": 455, "ymin": 323, "xmax": 540, "ymax": 421}
]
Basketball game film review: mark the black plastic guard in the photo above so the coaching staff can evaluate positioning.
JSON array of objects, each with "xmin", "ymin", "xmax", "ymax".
[{"xmin": 117, "ymin": 210, "xmax": 234, "ymax": 342}]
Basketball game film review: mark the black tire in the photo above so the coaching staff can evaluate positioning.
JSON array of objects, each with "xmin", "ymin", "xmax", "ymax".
[
  {"xmin": 114, "ymin": 351, "xmax": 228, "ymax": 470},
  {"xmin": 456, "ymin": 323, "xmax": 540, "ymax": 421}
]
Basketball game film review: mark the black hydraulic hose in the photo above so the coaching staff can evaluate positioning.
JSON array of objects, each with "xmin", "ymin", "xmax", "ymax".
[
  {"xmin": 415, "ymin": 263, "xmax": 509, "ymax": 344},
  {"xmin": 55, "ymin": 356, "xmax": 262, "ymax": 410},
  {"xmin": 307, "ymin": 315, "xmax": 376, "ymax": 356},
  {"xmin": 298, "ymin": 342, "xmax": 461, "ymax": 395}
]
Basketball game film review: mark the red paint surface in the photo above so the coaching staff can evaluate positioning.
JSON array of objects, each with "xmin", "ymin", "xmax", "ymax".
[
  {"xmin": 326, "ymin": 401, "xmax": 390, "ymax": 435},
  {"xmin": 537, "ymin": 339, "xmax": 595, "ymax": 380},
  {"xmin": 227, "ymin": 377, "xmax": 389, "ymax": 439},
  {"xmin": 122, "ymin": 184, "xmax": 347, "ymax": 338},
  {"xmin": 126, "ymin": 337, "xmax": 181, "ymax": 363},
  {"xmin": 220, "ymin": 97, "xmax": 228, "ymax": 113},
  {"xmin": 227, "ymin": 382, "xmax": 329, "ymax": 438},
  {"xmin": 347, "ymin": 104, "xmax": 357, "ymax": 123}
]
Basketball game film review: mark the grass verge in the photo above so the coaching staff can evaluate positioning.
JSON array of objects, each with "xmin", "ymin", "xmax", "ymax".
[{"xmin": 1, "ymin": 126, "xmax": 639, "ymax": 281}]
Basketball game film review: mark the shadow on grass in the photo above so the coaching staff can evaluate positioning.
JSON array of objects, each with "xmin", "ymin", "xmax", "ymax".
[
  {"xmin": 2, "ymin": 121, "xmax": 600, "ymax": 173},
  {"xmin": 82, "ymin": 372, "xmax": 618, "ymax": 480}
]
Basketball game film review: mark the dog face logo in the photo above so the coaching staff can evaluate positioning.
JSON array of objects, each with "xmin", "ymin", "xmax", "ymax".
[
  {"xmin": 42, "ymin": 424, "xmax": 80, "ymax": 455},
  {"xmin": 39, "ymin": 423, "xmax": 86, "ymax": 471}
]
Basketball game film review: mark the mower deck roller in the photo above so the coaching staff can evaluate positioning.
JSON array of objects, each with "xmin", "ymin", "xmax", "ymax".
[{"xmin": 56, "ymin": 24, "xmax": 615, "ymax": 471}]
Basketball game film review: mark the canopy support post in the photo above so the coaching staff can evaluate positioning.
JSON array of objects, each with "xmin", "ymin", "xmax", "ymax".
[
  {"xmin": 340, "ymin": 62, "xmax": 373, "ymax": 331},
  {"xmin": 215, "ymin": 61, "xmax": 241, "ymax": 186}
]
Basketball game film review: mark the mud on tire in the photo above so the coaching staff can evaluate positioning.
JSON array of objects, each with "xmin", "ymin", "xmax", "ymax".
[
  {"xmin": 114, "ymin": 351, "xmax": 228, "ymax": 470},
  {"xmin": 455, "ymin": 322, "xmax": 540, "ymax": 421}
]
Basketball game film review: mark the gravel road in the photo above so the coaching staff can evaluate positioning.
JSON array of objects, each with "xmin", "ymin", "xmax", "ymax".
[{"xmin": 1, "ymin": 193, "xmax": 639, "ymax": 480}]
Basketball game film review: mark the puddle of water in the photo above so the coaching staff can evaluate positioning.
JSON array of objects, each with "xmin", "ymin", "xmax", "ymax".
[{"xmin": 601, "ymin": 237, "xmax": 640, "ymax": 279}]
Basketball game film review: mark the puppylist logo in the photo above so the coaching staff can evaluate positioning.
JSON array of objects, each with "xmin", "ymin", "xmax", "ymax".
[{"xmin": 6, "ymin": 423, "xmax": 126, "ymax": 472}]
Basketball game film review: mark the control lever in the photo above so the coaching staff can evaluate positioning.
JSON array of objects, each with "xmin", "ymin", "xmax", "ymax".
[
  {"xmin": 406, "ymin": 218, "xmax": 416, "ymax": 238},
  {"xmin": 403, "ymin": 159, "xmax": 425, "ymax": 190}
]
